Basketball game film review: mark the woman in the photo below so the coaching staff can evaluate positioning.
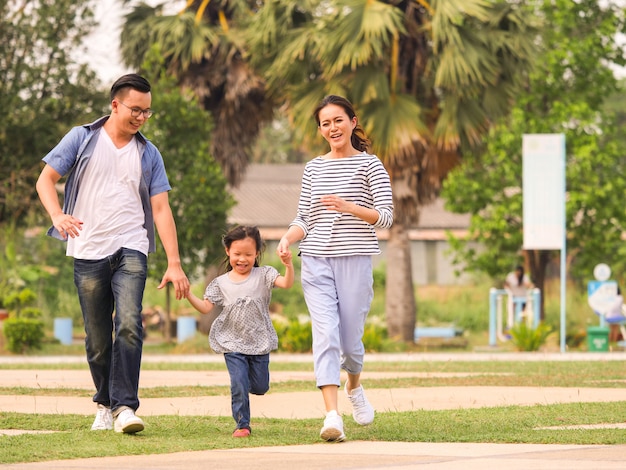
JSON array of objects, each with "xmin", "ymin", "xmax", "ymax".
[
  {"xmin": 277, "ymin": 95, "xmax": 393, "ymax": 442},
  {"xmin": 504, "ymin": 265, "xmax": 533, "ymax": 324}
]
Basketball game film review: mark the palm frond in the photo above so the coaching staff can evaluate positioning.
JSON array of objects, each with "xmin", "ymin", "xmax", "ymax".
[
  {"xmin": 361, "ymin": 93, "xmax": 429, "ymax": 165},
  {"xmin": 152, "ymin": 13, "xmax": 219, "ymax": 73},
  {"xmin": 319, "ymin": 0, "xmax": 405, "ymax": 76}
]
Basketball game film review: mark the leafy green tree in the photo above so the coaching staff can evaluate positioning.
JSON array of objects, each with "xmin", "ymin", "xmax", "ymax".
[
  {"xmin": 0, "ymin": 0, "xmax": 108, "ymax": 226},
  {"xmin": 245, "ymin": 0, "xmax": 538, "ymax": 340},
  {"xmin": 141, "ymin": 51, "xmax": 233, "ymax": 338},
  {"xmin": 119, "ymin": 0, "xmax": 274, "ymax": 186},
  {"xmin": 442, "ymin": 0, "xmax": 626, "ymax": 317}
]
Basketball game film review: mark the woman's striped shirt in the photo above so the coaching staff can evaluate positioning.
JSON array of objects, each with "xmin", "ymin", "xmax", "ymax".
[{"xmin": 290, "ymin": 153, "xmax": 394, "ymax": 257}]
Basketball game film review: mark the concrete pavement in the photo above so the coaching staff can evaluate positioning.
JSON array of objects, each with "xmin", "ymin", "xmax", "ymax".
[
  {"xmin": 4, "ymin": 442, "xmax": 626, "ymax": 470},
  {"xmin": 1, "ymin": 352, "xmax": 625, "ymax": 469}
]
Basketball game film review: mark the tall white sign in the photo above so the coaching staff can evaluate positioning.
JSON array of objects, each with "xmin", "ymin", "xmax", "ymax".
[{"xmin": 522, "ymin": 134, "xmax": 565, "ymax": 249}]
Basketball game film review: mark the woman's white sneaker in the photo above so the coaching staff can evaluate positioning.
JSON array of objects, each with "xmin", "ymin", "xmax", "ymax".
[
  {"xmin": 114, "ymin": 408, "xmax": 145, "ymax": 434},
  {"xmin": 345, "ymin": 384, "xmax": 375, "ymax": 425},
  {"xmin": 320, "ymin": 410, "xmax": 345, "ymax": 442}
]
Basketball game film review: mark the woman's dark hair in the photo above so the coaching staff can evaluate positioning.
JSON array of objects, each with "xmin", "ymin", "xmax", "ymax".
[
  {"xmin": 110, "ymin": 73, "xmax": 151, "ymax": 101},
  {"xmin": 515, "ymin": 265, "xmax": 524, "ymax": 285},
  {"xmin": 313, "ymin": 95, "xmax": 370, "ymax": 152},
  {"xmin": 221, "ymin": 225, "xmax": 264, "ymax": 272}
]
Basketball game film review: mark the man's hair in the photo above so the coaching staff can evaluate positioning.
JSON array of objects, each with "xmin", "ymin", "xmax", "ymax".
[{"xmin": 110, "ymin": 73, "xmax": 151, "ymax": 101}]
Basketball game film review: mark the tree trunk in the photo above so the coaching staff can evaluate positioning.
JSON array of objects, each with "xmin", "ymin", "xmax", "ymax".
[
  {"xmin": 526, "ymin": 249, "xmax": 551, "ymax": 321},
  {"xmin": 385, "ymin": 221, "xmax": 416, "ymax": 341},
  {"xmin": 163, "ymin": 285, "xmax": 172, "ymax": 342}
]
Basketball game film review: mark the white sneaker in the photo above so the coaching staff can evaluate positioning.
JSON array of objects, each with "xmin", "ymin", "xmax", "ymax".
[
  {"xmin": 345, "ymin": 383, "xmax": 375, "ymax": 425},
  {"xmin": 320, "ymin": 410, "xmax": 345, "ymax": 442},
  {"xmin": 91, "ymin": 404, "xmax": 113, "ymax": 431},
  {"xmin": 114, "ymin": 408, "xmax": 145, "ymax": 434}
]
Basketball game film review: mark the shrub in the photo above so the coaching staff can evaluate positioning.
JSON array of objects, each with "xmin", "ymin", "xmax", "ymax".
[
  {"xmin": 2, "ymin": 287, "xmax": 45, "ymax": 353},
  {"xmin": 362, "ymin": 320, "xmax": 387, "ymax": 352},
  {"xmin": 3, "ymin": 317, "xmax": 45, "ymax": 353},
  {"xmin": 276, "ymin": 317, "xmax": 312, "ymax": 353},
  {"xmin": 509, "ymin": 321, "xmax": 552, "ymax": 352}
]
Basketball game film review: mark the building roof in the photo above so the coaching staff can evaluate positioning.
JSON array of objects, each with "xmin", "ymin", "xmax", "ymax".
[{"xmin": 229, "ymin": 163, "xmax": 470, "ymax": 240}]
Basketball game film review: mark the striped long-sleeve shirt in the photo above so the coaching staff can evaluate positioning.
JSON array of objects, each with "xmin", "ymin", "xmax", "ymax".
[{"xmin": 290, "ymin": 153, "xmax": 394, "ymax": 257}]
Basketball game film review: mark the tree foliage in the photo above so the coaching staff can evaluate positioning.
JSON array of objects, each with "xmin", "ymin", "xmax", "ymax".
[
  {"xmin": 140, "ymin": 50, "xmax": 233, "ymax": 286},
  {"xmin": 244, "ymin": 0, "xmax": 539, "ymax": 340},
  {"xmin": 119, "ymin": 0, "xmax": 274, "ymax": 186},
  {"xmin": 0, "ymin": 0, "xmax": 108, "ymax": 226},
  {"xmin": 442, "ymin": 0, "xmax": 626, "ymax": 297}
]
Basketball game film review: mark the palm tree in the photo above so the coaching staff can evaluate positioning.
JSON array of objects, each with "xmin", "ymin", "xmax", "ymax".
[
  {"xmin": 246, "ymin": 0, "xmax": 539, "ymax": 340},
  {"xmin": 119, "ymin": 0, "xmax": 274, "ymax": 186}
]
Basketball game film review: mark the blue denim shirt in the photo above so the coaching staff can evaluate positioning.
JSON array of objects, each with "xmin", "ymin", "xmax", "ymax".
[{"xmin": 42, "ymin": 116, "xmax": 171, "ymax": 254}]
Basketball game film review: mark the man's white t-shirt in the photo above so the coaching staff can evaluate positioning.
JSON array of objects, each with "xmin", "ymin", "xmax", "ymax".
[{"xmin": 67, "ymin": 129, "xmax": 148, "ymax": 259}]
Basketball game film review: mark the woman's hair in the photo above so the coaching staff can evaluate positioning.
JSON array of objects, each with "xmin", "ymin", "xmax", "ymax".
[
  {"xmin": 220, "ymin": 225, "xmax": 264, "ymax": 272},
  {"xmin": 110, "ymin": 73, "xmax": 151, "ymax": 101},
  {"xmin": 313, "ymin": 95, "xmax": 370, "ymax": 152},
  {"xmin": 515, "ymin": 265, "xmax": 524, "ymax": 285}
]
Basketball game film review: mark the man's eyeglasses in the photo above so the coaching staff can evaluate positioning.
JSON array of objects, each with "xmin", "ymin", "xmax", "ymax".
[{"xmin": 117, "ymin": 100, "xmax": 154, "ymax": 119}]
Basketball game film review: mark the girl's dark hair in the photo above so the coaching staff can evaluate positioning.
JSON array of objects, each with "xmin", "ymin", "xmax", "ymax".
[
  {"xmin": 313, "ymin": 95, "xmax": 370, "ymax": 152},
  {"xmin": 110, "ymin": 73, "xmax": 151, "ymax": 101},
  {"xmin": 515, "ymin": 265, "xmax": 524, "ymax": 285},
  {"xmin": 221, "ymin": 225, "xmax": 264, "ymax": 272}
]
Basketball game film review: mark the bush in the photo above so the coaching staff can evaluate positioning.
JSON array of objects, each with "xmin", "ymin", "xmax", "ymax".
[
  {"xmin": 3, "ymin": 317, "xmax": 45, "ymax": 353},
  {"xmin": 509, "ymin": 321, "xmax": 552, "ymax": 352},
  {"xmin": 276, "ymin": 317, "xmax": 312, "ymax": 353},
  {"xmin": 2, "ymin": 287, "xmax": 45, "ymax": 353},
  {"xmin": 362, "ymin": 320, "xmax": 387, "ymax": 352}
]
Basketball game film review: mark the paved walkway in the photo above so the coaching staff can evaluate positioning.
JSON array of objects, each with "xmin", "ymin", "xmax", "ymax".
[{"xmin": 1, "ymin": 352, "xmax": 625, "ymax": 469}]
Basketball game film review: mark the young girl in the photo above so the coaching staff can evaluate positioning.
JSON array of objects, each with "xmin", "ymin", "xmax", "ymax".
[{"xmin": 185, "ymin": 225, "xmax": 294, "ymax": 437}]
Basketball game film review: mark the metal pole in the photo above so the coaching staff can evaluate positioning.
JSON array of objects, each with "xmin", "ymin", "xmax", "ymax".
[{"xmin": 489, "ymin": 288, "xmax": 497, "ymax": 346}]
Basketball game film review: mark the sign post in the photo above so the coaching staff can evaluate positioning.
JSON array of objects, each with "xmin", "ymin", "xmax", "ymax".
[{"xmin": 522, "ymin": 134, "xmax": 566, "ymax": 352}]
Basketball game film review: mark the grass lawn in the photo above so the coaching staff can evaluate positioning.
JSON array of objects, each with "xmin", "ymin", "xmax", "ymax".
[{"xmin": 0, "ymin": 358, "xmax": 625, "ymax": 464}]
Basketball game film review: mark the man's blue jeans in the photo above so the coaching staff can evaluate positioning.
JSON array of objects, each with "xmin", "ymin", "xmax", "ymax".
[
  {"xmin": 224, "ymin": 352, "xmax": 270, "ymax": 431},
  {"xmin": 74, "ymin": 248, "xmax": 147, "ymax": 413}
]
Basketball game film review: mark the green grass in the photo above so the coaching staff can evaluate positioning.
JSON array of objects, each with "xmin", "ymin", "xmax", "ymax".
[
  {"xmin": 1, "ymin": 278, "xmax": 624, "ymax": 464},
  {"xmin": 1, "ymin": 359, "xmax": 625, "ymax": 463},
  {"xmin": 1, "ymin": 403, "xmax": 625, "ymax": 464}
]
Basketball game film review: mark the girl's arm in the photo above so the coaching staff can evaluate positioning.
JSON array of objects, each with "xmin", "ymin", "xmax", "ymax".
[
  {"xmin": 185, "ymin": 290, "xmax": 215, "ymax": 315},
  {"xmin": 274, "ymin": 250, "xmax": 295, "ymax": 289}
]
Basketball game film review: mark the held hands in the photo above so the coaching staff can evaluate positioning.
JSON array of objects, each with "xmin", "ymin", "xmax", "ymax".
[
  {"xmin": 157, "ymin": 265, "xmax": 190, "ymax": 300},
  {"xmin": 52, "ymin": 213, "xmax": 83, "ymax": 239},
  {"xmin": 276, "ymin": 237, "xmax": 291, "ymax": 257},
  {"xmin": 278, "ymin": 249, "xmax": 293, "ymax": 266}
]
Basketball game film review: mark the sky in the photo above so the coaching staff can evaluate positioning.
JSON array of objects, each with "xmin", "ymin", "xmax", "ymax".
[{"xmin": 84, "ymin": 0, "xmax": 185, "ymax": 86}]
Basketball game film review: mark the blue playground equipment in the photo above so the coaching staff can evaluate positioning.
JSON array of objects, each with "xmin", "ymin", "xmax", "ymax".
[{"xmin": 488, "ymin": 288, "xmax": 541, "ymax": 346}]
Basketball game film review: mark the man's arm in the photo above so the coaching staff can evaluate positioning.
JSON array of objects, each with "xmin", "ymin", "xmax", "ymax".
[
  {"xmin": 151, "ymin": 191, "xmax": 189, "ymax": 300},
  {"xmin": 36, "ymin": 165, "xmax": 83, "ymax": 239}
]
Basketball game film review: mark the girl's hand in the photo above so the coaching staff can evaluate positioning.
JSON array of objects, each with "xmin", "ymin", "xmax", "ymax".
[{"xmin": 279, "ymin": 250, "xmax": 293, "ymax": 265}]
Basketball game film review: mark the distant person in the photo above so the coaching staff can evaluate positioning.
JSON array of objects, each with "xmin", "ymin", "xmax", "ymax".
[
  {"xmin": 184, "ymin": 225, "xmax": 294, "ymax": 438},
  {"xmin": 276, "ymin": 95, "xmax": 393, "ymax": 442},
  {"xmin": 36, "ymin": 73, "xmax": 189, "ymax": 433},
  {"xmin": 504, "ymin": 265, "xmax": 533, "ymax": 298},
  {"xmin": 504, "ymin": 265, "xmax": 533, "ymax": 322}
]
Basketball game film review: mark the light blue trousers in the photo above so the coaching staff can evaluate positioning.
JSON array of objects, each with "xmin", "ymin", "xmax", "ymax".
[{"xmin": 301, "ymin": 255, "xmax": 374, "ymax": 388}]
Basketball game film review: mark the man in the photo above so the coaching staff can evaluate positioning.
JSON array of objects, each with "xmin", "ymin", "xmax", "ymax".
[{"xmin": 36, "ymin": 73, "xmax": 189, "ymax": 433}]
